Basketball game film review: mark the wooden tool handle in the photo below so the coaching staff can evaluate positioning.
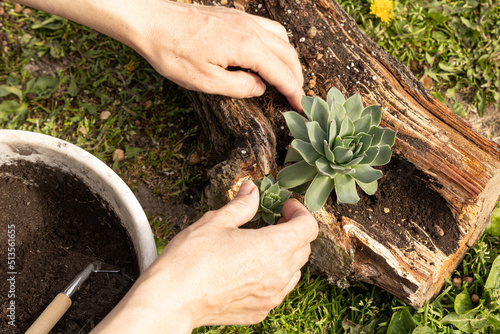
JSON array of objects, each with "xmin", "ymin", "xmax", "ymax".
[{"xmin": 25, "ymin": 293, "xmax": 72, "ymax": 334}]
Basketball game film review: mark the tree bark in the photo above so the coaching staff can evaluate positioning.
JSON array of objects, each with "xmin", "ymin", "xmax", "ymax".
[{"xmin": 174, "ymin": 0, "xmax": 500, "ymax": 308}]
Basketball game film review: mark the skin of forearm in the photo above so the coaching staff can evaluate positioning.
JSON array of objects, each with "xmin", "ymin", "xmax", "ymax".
[{"xmin": 90, "ymin": 274, "xmax": 196, "ymax": 333}]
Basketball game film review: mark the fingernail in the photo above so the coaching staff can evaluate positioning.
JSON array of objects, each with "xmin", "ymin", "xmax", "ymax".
[
  {"xmin": 250, "ymin": 82, "xmax": 266, "ymax": 97},
  {"xmin": 237, "ymin": 180, "xmax": 255, "ymax": 196}
]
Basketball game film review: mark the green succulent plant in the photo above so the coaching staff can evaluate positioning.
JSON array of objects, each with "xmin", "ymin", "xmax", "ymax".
[
  {"xmin": 251, "ymin": 175, "xmax": 291, "ymax": 225},
  {"xmin": 277, "ymin": 87, "xmax": 396, "ymax": 211}
]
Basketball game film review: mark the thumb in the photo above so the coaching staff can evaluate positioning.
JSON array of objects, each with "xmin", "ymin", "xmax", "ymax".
[{"xmin": 217, "ymin": 180, "xmax": 260, "ymax": 228}]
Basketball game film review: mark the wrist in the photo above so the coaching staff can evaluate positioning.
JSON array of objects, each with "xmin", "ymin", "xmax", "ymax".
[{"xmin": 91, "ymin": 275, "xmax": 196, "ymax": 334}]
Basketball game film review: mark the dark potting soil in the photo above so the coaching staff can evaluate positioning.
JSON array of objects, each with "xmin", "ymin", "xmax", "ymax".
[
  {"xmin": 324, "ymin": 156, "xmax": 459, "ymax": 257},
  {"xmin": 0, "ymin": 161, "xmax": 139, "ymax": 333}
]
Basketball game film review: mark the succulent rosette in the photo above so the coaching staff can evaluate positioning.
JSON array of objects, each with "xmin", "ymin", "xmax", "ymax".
[
  {"xmin": 251, "ymin": 175, "xmax": 291, "ymax": 224},
  {"xmin": 277, "ymin": 87, "xmax": 396, "ymax": 211}
]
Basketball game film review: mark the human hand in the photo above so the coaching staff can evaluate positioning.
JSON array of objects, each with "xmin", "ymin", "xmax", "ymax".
[
  {"xmin": 130, "ymin": 2, "xmax": 305, "ymax": 110},
  {"xmin": 17, "ymin": 0, "xmax": 304, "ymax": 109},
  {"xmin": 92, "ymin": 181, "xmax": 318, "ymax": 333}
]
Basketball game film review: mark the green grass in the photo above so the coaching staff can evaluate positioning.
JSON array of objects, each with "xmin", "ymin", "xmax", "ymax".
[
  {"xmin": 340, "ymin": 0, "xmax": 500, "ymax": 117},
  {"xmin": 0, "ymin": 1, "xmax": 211, "ymax": 200},
  {"xmin": 1, "ymin": 0, "xmax": 500, "ymax": 333}
]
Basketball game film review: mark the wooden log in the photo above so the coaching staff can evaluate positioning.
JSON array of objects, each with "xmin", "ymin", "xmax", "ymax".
[{"xmin": 174, "ymin": 0, "xmax": 500, "ymax": 307}]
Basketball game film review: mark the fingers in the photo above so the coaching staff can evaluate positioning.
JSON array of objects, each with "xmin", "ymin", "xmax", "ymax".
[
  {"xmin": 280, "ymin": 270, "xmax": 301, "ymax": 299},
  {"xmin": 250, "ymin": 14, "xmax": 289, "ymax": 43},
  {"xmin": 213, "ymin": 180, "xmax": 260, "ymax": 228},
  {"xmin": 223, "ymin": 13, "xmax": 304, "ymax": 110},
  {"xmin": 209, "ymin": 66, "xmax": 267, "ymax": 98},
  {"xmin": 239, "ymin": 37, "xmax": 304, "ymax": 111},
  {"xmin": 279, "ymin": 198, "xmax": 319, "ymax": 246}
]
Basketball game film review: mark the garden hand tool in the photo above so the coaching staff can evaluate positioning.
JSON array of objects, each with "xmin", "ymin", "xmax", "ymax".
[{"xmin": 25, "ymin": 261, "xmax": 120, "ymax": 334}]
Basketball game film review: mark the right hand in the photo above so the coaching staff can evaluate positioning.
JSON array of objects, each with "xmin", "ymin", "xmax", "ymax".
[{"xmin": 92, "ymin": 181, "xmax": 318, "ymax": 333}]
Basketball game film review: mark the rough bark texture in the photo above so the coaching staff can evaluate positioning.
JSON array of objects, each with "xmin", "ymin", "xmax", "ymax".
[{"xmin": 174, "ymin": 0, "xmax": 500, "ymax": 307}]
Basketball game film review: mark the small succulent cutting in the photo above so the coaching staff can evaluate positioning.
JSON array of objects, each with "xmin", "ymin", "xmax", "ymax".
[
  {"xmin": 277, "ymin": 87, "xmax": 396, "ymax": 211},
  {"xmin": 251, "ymin": 175, "xmax": 291, "ymax": 224}
]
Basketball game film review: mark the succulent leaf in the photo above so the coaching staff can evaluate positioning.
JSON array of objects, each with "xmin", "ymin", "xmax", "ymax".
[
  {"xmin": 315, "ymin": 156, "xmax": 337, "ymax": 178},
  {"xmin": 357, "ymin": 133, "xmax": 373, "ymax": 155},
  {"xmin": 328, "ymin": 120, "xmax": 337, "ymax": 143},
  {"xmin": 371, "ymin": 145, "xmax": 393, "ymax": 166},
  {"xmin": 380, "ymin": 129, "xmax": 397, "ymax": 147},
  {"xmin": 351, "ymin": 165, "xmax": 383, "ymax": 183},
  {"xmin": 291, "ymin": 139, "xmax": 322, "ymax": 165},
  {"xmin": 278, "ymin": 160, "xmax": 318, "ymax": 188},
  {"xmin": 301, "ymin": 96, "xmax": 314, "ymax": 119},
  {"xmin": 284, "ymin": 111, "xmax": 309, "ymax": 142},
  {"xmin": 356, "ymin": 180, "xmax": 378, "ymax": 195},
  {"xmin": 356, "ymin": 179, "xmax": 378, "ymax": 195},
  {"xmin": 368, "ymin": 126, "xmax": 384, "ymax": 146},
  {"xmin": 284, "ymin": 146, "xmax": 303, "ymax": 163},
  {"xmin": 306, "ymin": 121, "xmax": 327, "ymax": 154},
  {"xmin": 333, "ymin": 146, "xmax": 353, "ymax": 164},
  {"xmin": 311, "ymin": 97, "xmax": 330, "ymax": 131},
  {"xmin": 305, "ymin": 174, "xmax": 336, "ymax": 212},
  {"xmin": 353, "ymin": 114, "xmax": 372, "ymax": 134},
  {"xmin": 339, "ymin": 115, "xmax": 355, "ymax": 137},
  {"xmin": 323, "ymin": 140, "xmax": 335, "ymax": 162},
  {"xmin": 344, "ymin": 94, "xmax": 363, "ymax": 121},
  {"xmin": 279, "ymin": 87, "xmax": 396, "ymax": 210},
  {"xmin": 334, "ymin": 174, "xmax": 360, "ymax": 204},
  {"xmin": 262, "ymin": 211, "xmax": 277, "ymax": 225},
  {"xmin": 327, "ymin": 87, "xmax": 346, "ymax": 105},
  {"xmin": 252, "ymin": 175, "xmax": 291, "ymax": 224},
  {"xmin": 261, "ymin": 176, "xmax": 273, "ymax": 191},
  {"xmin": 279, "ymin": 189, "xmax": 292, "ymax": 203},
  {"xmin": 360, "ymin": 147, "xmax": 379, "ymax": 164},
  {"xmin": 362, "ymin": 105, "xmax": 383, "ymax": 126},
  {"xmin": 329, "ymin": 103, "xmax": 346, "ymax": 134}
]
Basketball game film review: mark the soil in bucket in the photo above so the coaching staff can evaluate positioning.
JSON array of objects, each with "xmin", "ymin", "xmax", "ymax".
[{"xmin": 0, "ymin": 160, "xmax": 140, "ymax": 333}]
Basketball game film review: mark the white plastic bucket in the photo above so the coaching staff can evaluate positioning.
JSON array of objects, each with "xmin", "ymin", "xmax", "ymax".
[{"xmin": 0, "ymin": 129, "xmax": 157, "ymax": 273}]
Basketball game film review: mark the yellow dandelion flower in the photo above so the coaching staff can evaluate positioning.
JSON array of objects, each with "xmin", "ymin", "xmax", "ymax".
[{"xmin": 370, "ymin": 0, "xmax": 395, "ymax": 24}]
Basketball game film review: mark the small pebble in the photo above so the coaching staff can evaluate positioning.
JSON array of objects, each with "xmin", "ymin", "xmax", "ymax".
[
  {"xmin": 452, "ymin": 277, "xmax": 462, "ymax": 287},
  {"xmin": 308, "ymin": 79, "xmax": 316, "ymax": 89},
  {"xmin": 22, "ymin": 8, "xmax": 31, "ymax": 15},
  {"xmin": 316, "ymin": 53, "xmax": 324, "ymax": 60},
  {"xmin": 471, "ymin": 294, "xmax": 480, "ymax": 303},
  {"xmin": 306, "ymin": 90, "xmax": 314, "ymax": 96},
  {"xmin": 463, "ymin": 276, "xmax": 473, "ymax": 285},
  {"xmin": 100, "ymin": 111, "xmax": 111, "ymax": 120},
  {"xmin": 419, "ymin": 75, "xmax": 433, "ymax": 90},
  {"xmin": 433, "ymin": 225, "xmax": 444, "ymax": 237},
  {"xmin": 112, "ymin": 149, "xmax": 125, "ymax": 162},
  {"xmin": 143, "ymin": 100, "xmax": 153, "ymax": 109},
  {"xmin": 384, "ymin": 208, "xmax": 390, "ymax": 213},
  {"xmin": 14, "ymin": 3, "xmax": 22, "ymax": 13},
  {"xmin": 307, "ymin": 26, "xmax": 317, "ymax": 39},
  {"xmin": 0, "ymin": 7, "xmax": 5, "ymax": 15},
  {"xmin": 188, "ymin": 153, "xmax": 201, "ymax": 165},
  {"xmin": 221, "ymin": 0, "xmax": 228, "ymax": 4}
]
